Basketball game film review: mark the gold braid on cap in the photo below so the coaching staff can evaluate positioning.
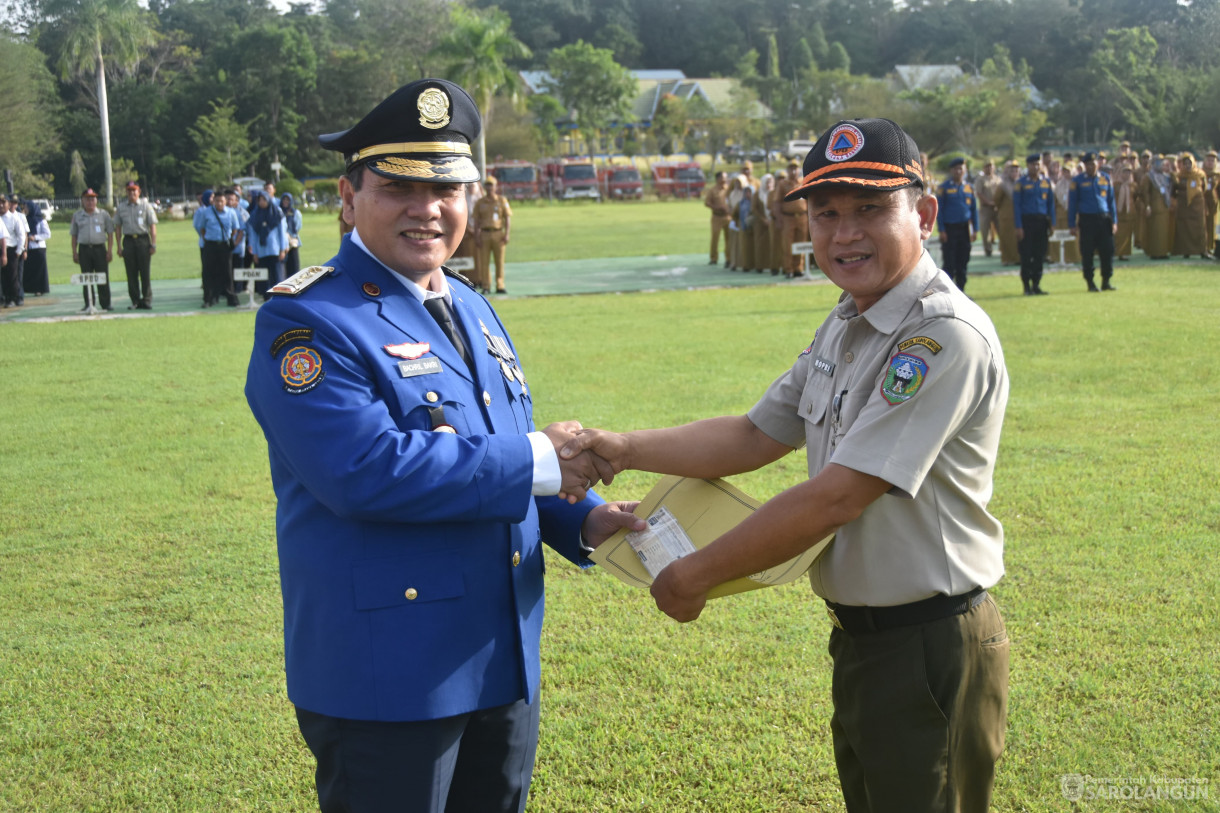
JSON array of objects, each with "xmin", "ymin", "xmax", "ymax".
[
  {"xmin": 370, "ymin": 156, "xmax": 454, "ymax": 179},
  {"xmin": 349, "ymin": 141, "xmax": 472, "ymax": 165}
]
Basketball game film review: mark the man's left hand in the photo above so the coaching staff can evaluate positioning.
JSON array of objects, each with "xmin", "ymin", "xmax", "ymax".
[{"xmin": 581, "ymin": 501, "xmax": 646, "ymax": 549}]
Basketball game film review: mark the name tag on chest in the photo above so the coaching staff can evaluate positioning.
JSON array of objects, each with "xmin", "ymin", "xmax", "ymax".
[
  {"xmin": 813, "ymin": 356, "xmax": 836, "ymax": 376},
  {"xmin": 398, "ymin": 358, "xmax": 443, "ymax": 378}
]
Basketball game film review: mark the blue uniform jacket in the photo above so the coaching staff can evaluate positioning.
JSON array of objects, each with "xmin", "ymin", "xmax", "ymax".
[
  {"xmin": 245, "ymin": 236, "xmax": 602, "ymax": 722},
  {"xmin": 936, "ymin": 179, "xmax": 978, "ymax": 231},
  {"xmin": 1067, "ymin": 171, "xmax": 1117, "ymax": 226},
  {"xmin": 1013, "ymin": 175, "xmax": 1056, "ymax": 229}
]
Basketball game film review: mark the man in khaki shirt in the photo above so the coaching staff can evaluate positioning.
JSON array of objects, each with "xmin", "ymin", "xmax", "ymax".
[
  {"xmin": 975, "ymin": 159, "xmax": 1000, "ymax": 257},
  {"xmin": 69, "ymin": 188, "xmax": 115, "ymax": 311},
  {"xmin": 703, "ymin": 171, "xmax": 730, "ymax": 265},
  {"xmin": 114, "ymin": 180, "xmax": 159, "ymax": 309},
  {"xmin": 564, "ymin": 118, "xmax": 1010, "ymax": 813},
  {"xmin": 472, "ymin": 176, "xmax": 512, "ymax": 294},
  {"xmin": 774, "ymin": 160, "xmax": 809, "ymax": 277}
]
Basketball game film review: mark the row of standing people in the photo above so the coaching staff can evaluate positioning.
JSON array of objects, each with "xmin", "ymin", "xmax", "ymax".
[
  {"xmin": 192, "ymin": 184, "xmax": 304, "ymax": 307},
  {"xmin": 703, "ymin": 160, "xmax": 811, "ymax": 279},
  {"xmin": 65, "ymin": 182, "xmax": 161, "ymax": 312},
  {"xmin": 936, "ymin": 147, "xmax": 1218, "ymax": 296},
  {"xmin": 1, "ymin": 195, "xmax": 51, "ymax": 308},
  {"xmin": 973, "ymin": 149, "xmax": 1218, "ymax": 266}
]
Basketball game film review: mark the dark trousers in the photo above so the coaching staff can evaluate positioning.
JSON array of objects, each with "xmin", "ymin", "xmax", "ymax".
[
  {"xmin": 201, "ymin": 241, "xmax": 237, "ymax": 306},
  {"xmin": 1077, "ymin": 213, "xmax": 1115, "ymax": 285},
  {"xmin": 2, "ymin": 246, "xmax": 21, "ymax": 305},
  {"xmin": 296, "ymin": 698, "xmax": 540, "ymax": 813},
  {"xmin": 284, "ymin": 246, "xmax": 301, "ymax": 280},
  {"xmin": 1018, "ymin": 214, "xmax": 1050, "ymax": 291},
  {"xmin": 77, "ymin": 244, "xmax": 111, "ymax": 309},
  {"xmin": 940, "ymin": 222, "xmax": 971, "ymax": 290},
  {"xmin": 122, "ymin": 234, "xmax": 153, "ymax": 306},
  {"xmin": 253, "ymin": 254, "xmax": 284, "ymax": 300},
  {"xmin": 829, "ymin": 595, "xmax": 1009, "ymax": 813}
]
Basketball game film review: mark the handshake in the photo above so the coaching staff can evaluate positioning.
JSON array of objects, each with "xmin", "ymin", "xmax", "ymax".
[{"xmin": 541, "ymin": 421, "xmax": 629, "ymax": 504}]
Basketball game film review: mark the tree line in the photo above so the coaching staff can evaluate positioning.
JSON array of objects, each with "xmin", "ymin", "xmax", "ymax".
[{"xmin": 2, "ymin": 0, "xmax": 1218, "ymax": 203}]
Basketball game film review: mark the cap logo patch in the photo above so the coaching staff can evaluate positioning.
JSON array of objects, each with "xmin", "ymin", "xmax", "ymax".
[
  {"xmin": 826, "ymin": 124, "xmax": 865, "ymax": 163},
  {"xmin": 418, "ymin": 88, "xmax": 451, "ymax": 130}
]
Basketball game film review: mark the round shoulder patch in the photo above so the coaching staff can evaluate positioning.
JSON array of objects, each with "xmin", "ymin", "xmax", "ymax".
[
  {"xmin": 281, "ymin": 347, "xmax": 325, "ymax": 394},
  {"xmin": 826, "ymin": 123, "xmax": 865, "ymax": 163}
]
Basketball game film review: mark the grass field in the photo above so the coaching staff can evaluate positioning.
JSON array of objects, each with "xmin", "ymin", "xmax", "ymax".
[
  {"xmin": 3, "ymin": 219, "xmax": 1219, "ymax": 811},
  {"xmin": 42, "ymin": 199, "xmax": 710, "ymax": 285}
]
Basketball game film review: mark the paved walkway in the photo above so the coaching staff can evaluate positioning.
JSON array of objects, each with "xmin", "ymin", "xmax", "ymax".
[{"xmin": 1, "ymin": 249, "xmax": 1201, "ymax": 324}]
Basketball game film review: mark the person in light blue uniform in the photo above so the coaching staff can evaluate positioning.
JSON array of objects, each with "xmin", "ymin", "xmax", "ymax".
[
  {"xmin": 280, "ymin": 192, "xmax": 303, "ymax": 280},
  {"xmin": 244, "ymin": 78, "xmax": 642, "ymax": 813},
  {"xmin": 194, "ymin": 189, "xmax": 240, "ymax": 307},
  {"xmin": 1067, "ymin": 152, "xmax": 1119, "ymax": 292},
  {"xmin": 1013, "ymin": 154, "xmax": 1056, "ymax": 296},
  {"xmin": 936, "ymin": 157, "xmax": 978, "ymax": 291},
  {"xmin": 244, "ymin": 189, "xmax": 289, "ymax": 299}
]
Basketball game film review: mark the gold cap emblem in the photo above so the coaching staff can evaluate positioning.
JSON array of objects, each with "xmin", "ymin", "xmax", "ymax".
[{"xmin": 418, "ymin": 88, "xmax": 451, "ymax": 130}]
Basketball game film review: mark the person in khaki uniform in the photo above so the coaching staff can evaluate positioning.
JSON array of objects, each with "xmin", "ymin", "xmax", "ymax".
[
  {"xmin": 751, "ymin": 173, "xmax": 774, "ymax": 272},
  {"xmin": 69, "ymin": 188, "xmax": 115, "ymax": 311},
  {"xmin": 769, "ymin": 170, "xmax": 785, "ymax": 273},
  {"xmin": 775, "ymin": 160, "xmax": 809, "ymax": 277},
  {"xmin": 703, "ymin": 172, "xmax": 731, "ymax": 265},
  {"xmin": 1202, "ymin": 150, "xmax": 1218, "ymax": 256},
  {"xmin": 1134, "ymin": 151, "xmax": 1153, "ymax": 249},
  {"xmin": 975, "ymin": 160, "xmax": 1000, "ymax": 257},
  {"xmin": 114, "ymin": 180, "xmax": 159, "ymax": 309},
  {"xmin": 1139, "ymin": 157, "xmax": 1173, "ymax": 259},
  {"xmin": 993, "ymin": 161, "xmax": 1021, "ymax": 265},
  {"xmin": 472, "ymin": 175, "xmax": 512, "ymax": 294},
  {"xmin": 562, "ymin": 118, "xmax": 1010, "ymax": 813},
  {"xmin": 1172, "ymin": 153, "xmax": 1210, "ymax": 258},
  {"xmin": 1113, "ymin": 164, "xmax": 1138, "ymax": 259},
  {"xmin": 1050, "ymin": 160, "xmax": 1080, "ymax": 265}
]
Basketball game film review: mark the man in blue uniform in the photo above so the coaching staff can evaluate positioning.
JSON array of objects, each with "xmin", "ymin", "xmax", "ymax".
[
  {"xmin": 1068, "ymin": 152, "xmax": 1119, "ymax": 292},
  {"xmin": 1013, "ymin": 154, "xmax": 1055, "ymax": 296},
  {"xmin": 244, "ymin": 78, "xmax": 642, "ymax": 813},
  {"xmin": 936, "ymin": 157, "xmax": 978, "ymax": 291}
]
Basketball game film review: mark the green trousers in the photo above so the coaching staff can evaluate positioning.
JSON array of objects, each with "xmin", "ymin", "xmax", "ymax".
[{"xmin": 829, "ymin": 595, "xmax": 1009, "ymax": 812}]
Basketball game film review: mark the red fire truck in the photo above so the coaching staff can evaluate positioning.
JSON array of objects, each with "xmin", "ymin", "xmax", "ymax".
[
  {"xmin": 599, "ymin": 165, "xmax": 644, "ymax": 200},
  {"xmin": 539, "ymin": 158, "xmax": 601, "ymax": 200},
  {"xmin": 488, "ymin": 161, "xmax": 539, "ymax": 200},
  {"xmin": 651, "ymin": 161, "xmax": 706, "ymax": 199}
]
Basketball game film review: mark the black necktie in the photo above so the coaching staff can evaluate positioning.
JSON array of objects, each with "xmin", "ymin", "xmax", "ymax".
[{"xmin": 423, "ymin": 296, "xmax": 473, "ymax": 370}]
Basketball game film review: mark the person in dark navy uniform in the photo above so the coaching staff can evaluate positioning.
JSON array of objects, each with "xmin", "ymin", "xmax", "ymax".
[
  {"xmin": 244, "ymin": 78, "xmax": 643, "ymax": 813},
  {"xmin": 1013, "ymin": 154, "xmax": 1055, "ymax": 296},
  {"xmin": 936, "ymin": 157, "xmax": 978, "ymax": 291},
  {"xmin": 1068, "ymin": 152, "xmax": 1119, "ymax": 292}
]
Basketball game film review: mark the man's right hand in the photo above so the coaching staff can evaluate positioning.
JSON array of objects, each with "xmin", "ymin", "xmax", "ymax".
[
  {"xmin": 541, "ymin": 422, "xmax": 616, "ymax": 503},
  {"xmin": 559, "ymin": 429, "xmax": 631, "ymax": 476}
]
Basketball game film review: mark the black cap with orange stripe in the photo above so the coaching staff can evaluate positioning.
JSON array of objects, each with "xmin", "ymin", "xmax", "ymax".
[{"xmin": 784, "ymin": 118, "xmax": 924, "ymax": 201}]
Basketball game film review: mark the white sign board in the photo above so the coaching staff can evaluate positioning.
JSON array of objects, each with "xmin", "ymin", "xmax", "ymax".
[
  {"xmin": 71, "ymin": 273, "xmax": 108, "ymax": 285},
  {"xmin": 234, "ymin": 268, "xmax": 269, "ymax": 281},
  {"xmin": 791, "ymin": 242, "xmax": 813, "ymax": 254},
  {"xmin": 447, "ymin": 257, "xmax": 475, "ymax": 272}
]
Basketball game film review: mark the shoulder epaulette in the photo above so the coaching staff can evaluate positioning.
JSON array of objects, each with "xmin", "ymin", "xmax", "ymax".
[
  {"xmin": 443, "ymin": 266, "xmax": 476, "ymax": 290},
  {"xmin": 269, "ymin": 265, "xmax": 335, "ymax": 296}
]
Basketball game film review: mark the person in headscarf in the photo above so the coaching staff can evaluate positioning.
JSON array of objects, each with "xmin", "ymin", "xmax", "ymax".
[
  {"xmin": 1140, "ymin": 158, "xmax": 1173, "ymax": 259},
  {"xmin": 244, "ymin": 189, "xmax": 288, "ymax": 300},
  {"xmin": 280, "ymin": 193, "xmax": 303, "ymax": 279},
  {"xmin": 1113, "ymin": 164, "xmax": 1138, "ymax": 260},
  {"xmin": 1172, "ymin": 153, "xmax": 1210, "ymax": 258},
  {"xmin": 22, "ymin": 200, "xmax": 51, "ymax": 296},
  {"xmin": 752, "ymin": 173, "xmax": 774, "ymax": 273}
]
